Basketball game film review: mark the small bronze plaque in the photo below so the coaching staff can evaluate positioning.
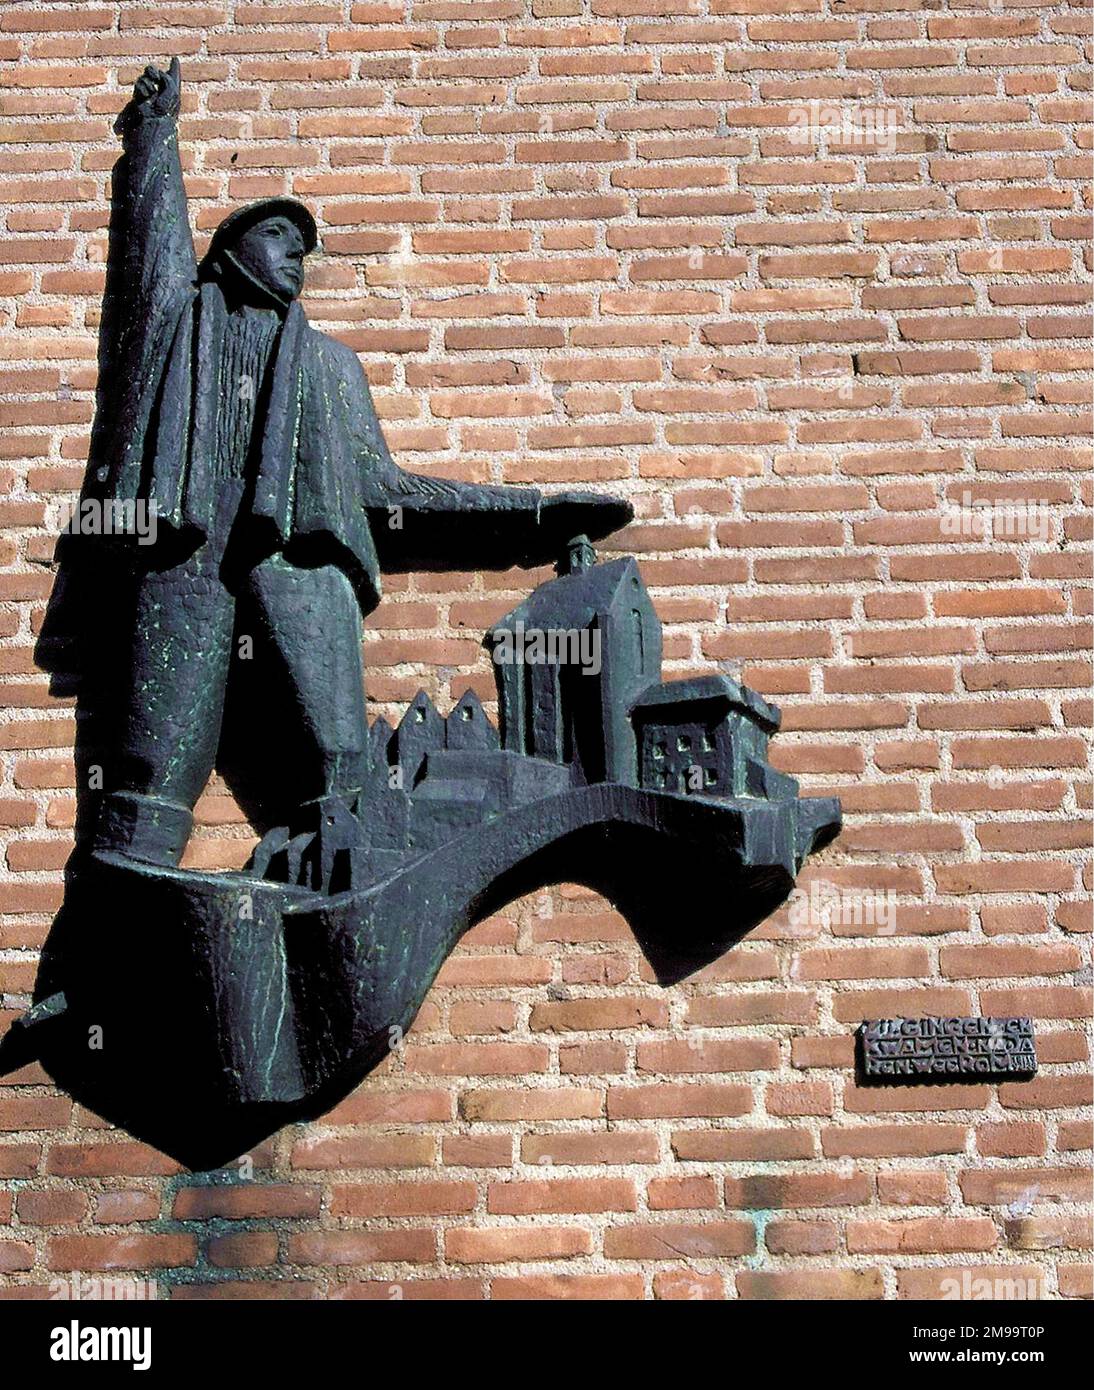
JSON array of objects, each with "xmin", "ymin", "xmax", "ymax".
[{"xmin": 858, "ymin": 1016, "xmax": 1037, "ymax": 1083}]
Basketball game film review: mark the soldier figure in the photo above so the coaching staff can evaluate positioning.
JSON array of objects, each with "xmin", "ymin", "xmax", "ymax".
[{"xmin": 74, "ymin": 59, "xmax": 631, "ymax": 867}]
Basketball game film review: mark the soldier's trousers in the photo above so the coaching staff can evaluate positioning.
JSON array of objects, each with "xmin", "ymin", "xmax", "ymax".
[{"xmin": 95, "ymin": 480, "xmax": 370, "ymax": 866}]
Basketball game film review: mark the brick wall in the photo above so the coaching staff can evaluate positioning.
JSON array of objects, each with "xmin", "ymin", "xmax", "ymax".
[{"xmin": 0, "ymin": 0, "xmax": 1091, "ymax": 1301}]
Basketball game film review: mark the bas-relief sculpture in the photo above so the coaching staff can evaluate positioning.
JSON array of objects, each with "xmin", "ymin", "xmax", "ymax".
[{"xmin": 0, "ymin": 62, "xmax": 840, "ymax": 1169}]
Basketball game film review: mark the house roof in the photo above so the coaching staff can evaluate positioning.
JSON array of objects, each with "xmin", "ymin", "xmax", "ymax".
[
  {"xmin": 491, "ymin": 556, "xmax": 649, "ymax": 633},
  {"xmin": 630, "ymin": 675, "xmax": 781, "ymax": 733}
]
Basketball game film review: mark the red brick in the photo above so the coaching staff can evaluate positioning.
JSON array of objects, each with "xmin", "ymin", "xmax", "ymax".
[
  {"xmin": 848, "ymin": 1218, "xmax": 998, "ymax": 1254},
  {"xmin": 488, "ymin": 1177, "xmax": 636, "ymax": 1215},
  {"xmin": 725, "ymin": 1173, "xmax": 872, "ymax": 1210},
  {"xmin": 491, "ymin": 1274, "xmax": 644, "ymax": 1300},
  {"xmin": 960, "ymin": 1168, "xmax": 1089, "ymax": 1205},
  {"xmin": 47, "ymin": 1235, "xmax": 196, "ymax": 1271},
  {"xmin": 653, "ymin": 1269, "xmax": 725, "ymax": 1300},
  {"xmin": 897, "ymin": 1264, "xmax": 1046, "ymax": 1300},
  {"xmin": 673, "ymin": 1128, "xmax": 814, "ymax": 1162},
  {"xmin": 604, "ymin": 1220, "xmax": 755, "ymax": 1260},
  {"xmin": 288, "ymin": 1231, "xmax": 435, "ymax": 1265},
  {"xmin": 15, "ymin": 1190, "xmax": 87, "ymax": 1226},
  {"xmin": 738, "ymin": 1269, "xmax": 883, "ymax": 1300},
  {"xmin": 445, "ymin": 1226, "xmax": 591, "ymax": 1262},
  {"xmin": 172, "ymin": 1184, "xmax": 321, "ymax": 1221}
]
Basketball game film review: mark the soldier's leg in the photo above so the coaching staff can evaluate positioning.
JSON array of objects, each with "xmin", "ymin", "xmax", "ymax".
[
  {"xmin": 228, "ymin": 555, "xmax": 368, "ymax": 819},
  {"xmin": 94, "ymin": 540, "xmax": 236, "ymax": 866}
]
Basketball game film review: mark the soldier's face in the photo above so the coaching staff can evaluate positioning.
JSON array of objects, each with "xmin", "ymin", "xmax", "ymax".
[{"xmin": 229, "ymin": 216, "xmax": 306, "ymax": 303}]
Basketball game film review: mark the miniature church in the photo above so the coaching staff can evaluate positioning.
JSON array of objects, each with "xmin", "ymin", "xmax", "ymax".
[
  {"xmin": 488, "ymin": 534, "xmax": 792, "ymax": 800},
  {"xmin": 488, "ymin": 534, "xmax": 661, "ymax": 784}
]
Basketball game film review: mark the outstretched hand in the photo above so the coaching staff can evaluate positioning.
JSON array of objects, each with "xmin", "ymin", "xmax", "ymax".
[
  {"xmin": 117, "ymin": 57, "xmax": 181, "ymax": 131},
  {"xmin": 539, "ymin": 491, "xmax": 634, "ymax": 548}
]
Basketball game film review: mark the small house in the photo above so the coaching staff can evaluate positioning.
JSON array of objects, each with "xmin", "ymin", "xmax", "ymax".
[{"xmin": 630, "ymin": 675, "xmax": 786, "ymax": 799}]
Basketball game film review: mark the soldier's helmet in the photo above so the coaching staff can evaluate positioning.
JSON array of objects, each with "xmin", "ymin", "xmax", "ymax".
[{"xmin": 198, "ymin": 197, "xmax": 318, "ymax": 281}]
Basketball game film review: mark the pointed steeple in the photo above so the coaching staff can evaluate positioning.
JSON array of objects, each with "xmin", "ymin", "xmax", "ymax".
[
  {"xmin": 445, "ymin": 689, "xmax": 500, "ymax": 752},
  {"xmin": 390, "ymin": 690, "xmax": 444, "ymax": 786}
]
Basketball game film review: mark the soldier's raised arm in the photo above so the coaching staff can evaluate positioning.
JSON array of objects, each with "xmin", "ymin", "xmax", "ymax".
[{"xmin": 112, "ymin": 58, "xmax": 196, "ymax": 316}]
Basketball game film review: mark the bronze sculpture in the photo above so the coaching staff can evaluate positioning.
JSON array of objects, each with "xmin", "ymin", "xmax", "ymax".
[
  {"xmin": 76, "ymin": 59, "xmax": 632, "ymax": 868},
  {"xmin": 0, "ymin": 62, "xmax": 840, "ymax": 1168}
]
